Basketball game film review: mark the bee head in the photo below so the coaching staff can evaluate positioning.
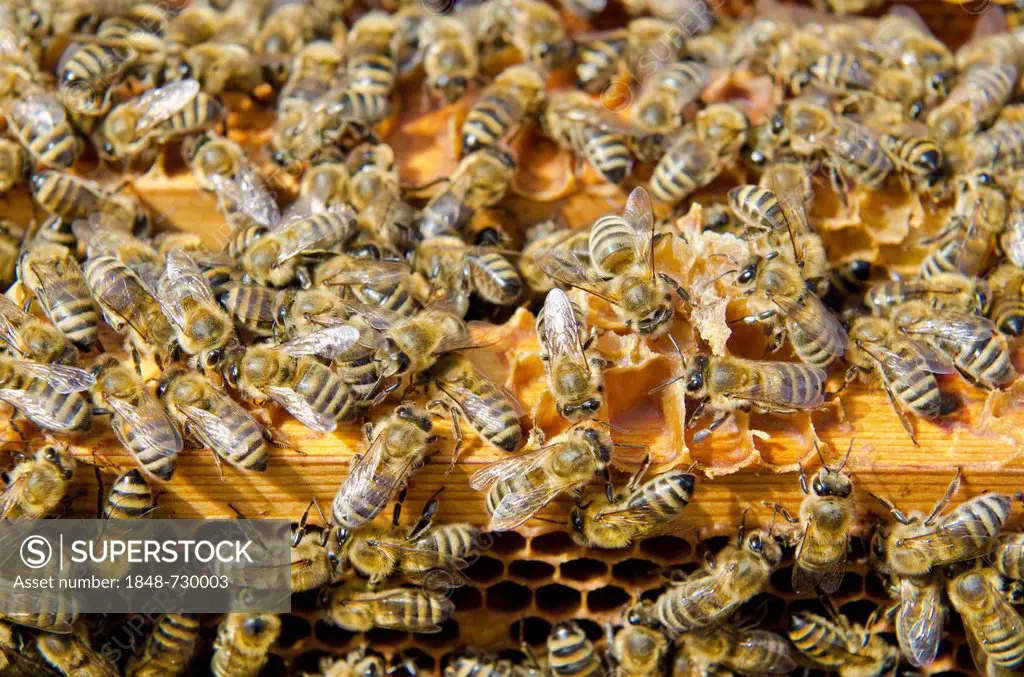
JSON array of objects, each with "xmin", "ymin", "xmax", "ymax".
[
  {"xmin": 568, "ymin": 505, "xmax": 585, "ymax": 535},
  {"xmin": 558, "ymin": 398, "xmax": 601, "ymax": 423},
  {"xmin": 812, "ymin": 468, "xmax": 852, "ymax": 498},
  {"xmin": 397, "ymin": 405, "xmax": 432, "ymax": 432},
  {"xmin": 39, "ymin": 443, "xmax": 74, "ymax": 480},
  {"xmin": 380, "ymin": 338, "xmax": 410, "ymax": 377},
  {"xmin": 745, "ymin": 529, "xmax": 783, "ymax": 567},
  {"xmin": 683, "ymin": 355, "xmax": 708, "ymax": 396}
]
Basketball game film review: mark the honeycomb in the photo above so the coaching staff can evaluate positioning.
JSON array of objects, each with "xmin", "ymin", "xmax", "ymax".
[{"xmin": 0, "ymin": 1, "xmax": 1019, "ymax": 676}]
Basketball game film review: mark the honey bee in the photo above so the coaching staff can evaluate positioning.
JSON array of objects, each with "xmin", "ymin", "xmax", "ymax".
[
  {"xmin": 540, "ymin": 188, "xmax": 688, "ymax": 337},
  {"xmin": 536, "ymin": 288, "xmax": 604, "ymax": 422},
  {"xmin": 651, "ymin": 515, "xmax": 783, "ymax": 635},
  {"xmin": 606, "ymin": 603, "xmax": 669, "ymax": 677},
  {"xmin": 83, "ymin": 254, "xmax": 174, "ymax": 368},
  {"xmin": 0, "ymin": 293, "xmax": 77, "ymax": 365},
  {"xmin": 334, "ymin": 490, "xmax": 479, "ymax": 588},
  {"xmin": 174, "ymin": 42, "xmax": 264, "ymax": 98},
  {"xmin": 413, "ymin": 16, "xmax": 477, "ymax": 104},
  {"xmin": 962, "ymin": 120, "xmax": 1024, "ymax": 175},
  {"xmin": 254, "ymin": 2, "xmax": 316, "ymax": 88},
  {"xmin": 842, "ymin": 315, "xmax": 958, "ymax": 444},
  {"xmin": 543, "ymin": 91, "xmax": 633, "ymax": 184},
  {"xmin": 762, "ymin": 96, "xmax": 835, "ymax": 160},
  {"xmin": 278, "ymin": 40, "xmax": 344, "ymax": 112},
  {"xmin": 768, "ymin": 441, "xmax": 854, "ymax": 594},
  {"xmin": 157, "ymin": 249, "xmax": 238, "ymax": 372},
  {"xmin": 36, "ymin": 627, "xmax": 118, "ymax": 677},
  {"xmin": 994, "ymin": 531, "xmax": 1024, "ymax": 582},
  {"xmin": 315, "ymin": 253, "xmax": 419, "ymax": 318},
  {"xmin": 126, "ymin": 613, "xmax": 200, "ymax": 677},
  {"xmin": 210, "ymin": 614, "xmax": 280, "ymax": 677},
  {"xmin": 331, "ymin": 404, "xmax": 440, "ymax": 529},
  {"xmin": 871, "ymin": 470, "xmax": 1011, "ymax": 666},
  {"xmin": 461, "ymin": 64, "xmax": 545, "ymax": 154},
  {"xmin": 678, "ymin": 626, "xmax": 797, "ymax": 676},
  {"xmin": 0, "ymin": 356, "xmax": 95, "ymax": 432},
  {"xmin": 184, "ymin": 131, "xmax": 247, "ymax": 193},
  {"xmin": 987, "ymin": 263, "xmax": 1024, "ymax": 336},
  {"xmin": 323, "ymin": 580, "xmax": 454, "ymax": 633},
  {"xmin": 289, "ymin": 500, "xmax": 343, "ymax": 594},
  {"xmin": 423, "ymin": 353, "xmax": 523, "ymax": 455},
  {"xmin": 90, "ymin": 355, "xmax": 182, "ymax": 482},
  {"xmin": 157, "ymin": 368, "xmax": 269, "ymax": 473},
  {"xmin": 632, "ymin": 60, "xmax": 710, "ymax": 140},
  {"xmin": 30, "ymin": 170, "xmax": 148, "ymax": 233},
  {"xmin": 239, "ymin": 207, "xmax": 356, "ymax": 288},
  {"xmin": 481, "ymin": 0, "xmax": 572, "ymax": 71},
  {"xmin": 824, "ymin": 117, "xmax": 894, "ymax": 198},
  {"xmin": 872, "ymin": 6, "xmax": 953, "ymax": 93},
  {"xmin": 568, "ymin": 455, "xmax": 695, "ymax": 549},
  {"xmin": 204, "ymin": 166, "xmax": 281, "ymax": 260},
  {"xmin": 362, "ymin": 297, "xmax": 475, "ymax": 379},
  {"xmin": 318, "ymin": 647, "xmax": 392, "ymax": 677},
  {"xmin": 546, "ymin": 621, "xmax": 601, "ymax": 677},
  {"xmin": 470, "ymin": 422, "xmax": 613, "ymax": 532},
  {"xmin": 347, "ymin": 12, "xmax": 399, "ymax": 96},
  {"xmin": 926, "ymin": 63, "xmax": 1018, "ymax": 139},
  {"xmin": 658, "ymin": 354, "xmax": 827, "ymax": 443},
  {"xmin": 226, "ymin": 340, "xmax": 357, "ymax": 432},
  {"xmin": 875, "ymin": 122, "xmax": 945, "ymax": 195},
  {"xmin": 2, "ymin": 83, "xmax": 79, "ymax": 167},
  {"xmin": 99, "ymin": 79, "xmax": 224, "ymax": 165},
  {"xmin": 216, "ymin": 283, "xmax": 292, "ymax": 339},
  {"xmin": 102, "ymin": 467, "xmax": 154, "ymax": 519},
  {"xmin": 887, "ymin": 300, "xmax": 1016, "ymax": 390},
  {"xmin": 18, "ymin": 243, "xmax": 100, "ymax": 350},
  {"xmin": 788, "ymin": 606, "xmax": 899, "ymax": 677},
  {"xmin": 0, "ymin": 440, "xmax": 76, "ymax": 519},
  {"xmin": 649, "ymin": 103, "xmax": 748, "ymax": 199},
  {"xmin": 921, "ymin": 172, "xmax": 1007, "ymax": 279},
  {"xmin": 417, "ymin": 146, "xmax": 517, "ymax": 239},
  {"xmin": 0, "ymin": 221, "xmax": 18, "ymax": 290},
  {"xmin": 865, "ymin": 272, "xmax": 990, "ymax": 316},
  {"xmin": 945, "ymin": 565, "xmax": 1024, "ymax": 675}
]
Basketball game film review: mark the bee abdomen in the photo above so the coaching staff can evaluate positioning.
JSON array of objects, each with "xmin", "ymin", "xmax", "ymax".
[
  {"xmin": 42, "ymin": 279, "xmax": 100, "ymax": 349},
  {"xmin": 349, "ymin": 55, "xmax": 397, "ymax": 96},
  {"xmin": 219, "ymin": 284, "xmax": 287, "ymax": 337},
  {"xmin": 462, "ymin": 91, "xmax": 519, "ymax": 152},
  {"xmin": 104, "ymin": 468, "xmax": 154, "ymax": 519},
  {"xmin": 27, "ymin": 380, "xmax": 92, "ymax": 431},
  {"xmin": 296, "ymin": 362, "xmax": 356, "ymax": 424},
  {"xmin": 995, "ymin": 534, "xmax": 1024, "ymax": 580},
  {"xmin": 888, "ymin": 360, "xmax": 942, "ymax": 418},
  {"xmin": 465, "ymin": 252, "xmax": 522, "ymax": 305},
  {"xmin": 788, "ymin": 614, "xmax": 845, "ymax": 664},
  {"xmin": 225, "ymin": 224, "xmax": 268, "ymax": 258},
  {"xmin": 589, "ymin": 215, "xmax": 636, "ymax": 275},
  {"xmin": 583, "ymin": 129, "xmax": 631, "ymax": 184},
  {"xmin": 807, "ymin": 53, "xmax": 873, "ymax": 92},
  {"xmin": 951, "ymin": 336, "xmax": 1015, "ymax": 389},
  {"xmin": 144, "ymin": 613, "xmax": 199, "ymax": 662},
  {"xmin": 548, "ymin": 624, "xmax": 602, "ymax": 676},
  {"xmin": 576, "ymin": 41, "xmax": 621, "ymax": 92},
  {"xmin": 728, "ymin": 185, "xmax": 783, "ymax": 233},
  {"xmin": 634, "ymin": 471, "xmax": 695, "ymax": 516},
  {"xmin": 216, "ymin": 406, "xmax": 267, "ymax": 471},
  {"xmin": 941, "ymin": 494, "xmax": 1012, "ymax": 554}
]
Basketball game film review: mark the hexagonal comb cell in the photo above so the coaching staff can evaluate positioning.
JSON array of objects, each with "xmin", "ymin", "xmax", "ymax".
[
  {"xmin": 535, "ymin": 583, "xmax": 582, "ymax": 614},
  {"xmin": 277, "ymin": 614, "xmax": 312, "ymax": 650},
  {"xmin": 559, "ymin": 557, "xmax": 607, "ymax": 582},
  {"xmin": 508, "ymin": 559, "xmax": 556, "ymax": 581},
  {"xmin": 365, "ymin": 628, "xmax": 409, "ymax": 647},
  {"xmin": 314, "ymin": 620, "xmax": 356, "ymax": 648},
  {"xmin": 612, "ymin": 557, "xmax": 660, "ymax": 583},
  {"xmin": 639, "ymin": 535, "xmax": 691, "ymax": 562},
  {"xmin": 464, "ymin": 555, "xmax": 504, "ymax": 583},
  {"xmin": 530, "ymin": 530, "xmax": 577, "ymax": 556},
  {"xmin": 451, "ymin": 584, "xmax": 484, "ymax": 610},
  {"xmin": 586, "ymin": 584, "xmax": 631, "ymax": 613},
  {"xmin": 487, "ymin": 531, "xmax": 527, "ymax": 557},
  {"xmin": 415, "ymin": 620, "xmax": 460, "ymax": 649},
  {"xmin": 487, "ymin": 580, "xmax": 532, "ymax": 612},
  {"xmin": 510, "ymin": 617, "xmax": 552, "ymax": 646}
]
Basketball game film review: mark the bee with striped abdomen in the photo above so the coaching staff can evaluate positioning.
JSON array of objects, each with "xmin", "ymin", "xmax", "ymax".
[
  {"xmin": 157, "ymin": 368, "xmax": 269, "ymax": 473},
  {"xmin": 210, "ymin": 614, "xmax": 280, "ymax": 677},
  {"xmin": 346, "ymin": 13, "xmax": 399, "ymax": 97},
  {"xmin": 540, "ymin": 188, "xmax": 689, "ymax": 338},
  {"xmin": 632, "ymin": 61, "xmax": 710, "ymax": 145},
  {"xmin": 416, "ymin": 16, "xmax": 477, "ymax": 104},
  {"xmin": 536, "ymin": 288, "xmax": 605, "ymax": 423},
  {"xmin": 656, "ymin": 354, "xmax": 827, "ymax": 443},
  {"xmin": 18, "ymin": 243, "xmax": 100, "ymax": 350},
  {"xmin": 987, "ymin": 263, "xmax": 1024, "ymax": 336},
  {"xmin": 90, "ymin": 355, "xmax": 182, "ymax": 482},
  {"xmin": 239, "ymin": 207, "xmax": 357, "ymax": 288},
  {"xmin": 417, "ymin": 146, "xmax": 517, "ymax": 240},
  {"xmin": 789, "ymin": 605, "xmax": 898, "ymax": 677},
  {"xmin": 103, "ymin": 468, "xmax": 154, "ymax": 519},
  {"xmin": 470, "ymin": 422, "xmax": 612, "ymax": 532},
  {"xmin": 547, "ymin": 621, "xmax": 601, "ymax": 677},
  {"xmin": 946, "ymin": 566, "xmax": 1024, "ymax": 677},
  {"xmin": 543, "ymin": 90, "xmax": 634, "ymax": 184},
  {"xmin": 126, "ymin": 613, "xmax": 199, "ymax": 677},
  {"xmin": 927, "ymin": 63, "xmax": 1018, "ymax": 139},
  {"xmin": 461, "ymin": 64, "xmax": 545, "ymax": 154},
  {"xmin": 315, "ymin": 253, "xmax": 419, "ymax": 318},
  {"xmin": 520, "ymin": 222, "xmax": 591, "ymax": 295},
  {"xmin": 30, "ymin": 170, "xmax": 147, "ymax": 233},
  {"xmin": 575, "ymin": 18, "xmax": 684, "ymax": 94},
  {"xmin": 324, "ymin": 580, "xmax": 454, "ymax": 633},
  {"xmin": 99, "ymin": 79, "xmax": 224, "ymax": 166},
  {"xmin": 278, "ymin": 40, "xmax": 345, "ymax": 112},
  {"xmin": 331, "ymin": 404, "xmax": 440, "ymax": 530},
  {"xmin": 424, "ymin": 353, "xmax": 524, "ymax": 455},
  {"xmin": 652, "ymin": 514, "xmax": 782, "ymax": 635},
  {"xmin": 568, "ymin": 455, "xmax": 695, "ymax": 549},
  {"xmin": 2, "ymin": 83, "xmax": 79, "ymax": 167},
  {"xmin": 649, "ymin": 103, "xmax": 748, "ymax": 200},
  {"xmin": 920, "ymin": 172, "xmax": 1007, "ymax": 279},
  {"xmin": 679, "ymin": 626, "xmax": 797, "ymax": 676},
  {"xmin": 217, "ymin": 283, "xmax": 294, "ymax": 339},
  {"xmin": 0, "ymin": 293, "xmax": 77, "ymax": 366},
  {"xmin": 0, "ymin": 440, "xmax": 76, "ymax": 519},
  {"xmin": 334, "ymin": 490, "xmax": 479, "ymax": 588},
  {"xmin": 36, "ymin": 627, "xmax": 118, "ymax": 677},
  {"xmin": 0, "ymin": 356, "xmax": 94, "ymax": 433}
]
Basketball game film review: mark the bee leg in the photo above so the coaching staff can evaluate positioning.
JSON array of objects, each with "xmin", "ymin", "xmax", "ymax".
[
  {"xmin": 392, "ymin": 487, "xmax": 408, "ymax": 528},
  {"xmin": 730, "ymin": 309, "xmax": 778, "ymax": 326},
  {"xmin": 692, "ymin": 412, "xmax": 730, "ymax": 443},
  {"xmin": 293, "ymin": 499, "xmax": 317, "ymax": 548},
  {"xmin": 658, "ymin": 272, "xmax": 692, "ymax": 305},
  {"xmin": 881, "ymin": 382, "xmax": 918, "ymax": 446},
  {"xmin": 923, "ymin": 467, "xmax": 962, "ymax": 526},
  {"xmin": 210, "ymin": 449, "xmax": 226, "ymax": 482},
  {"xmin": 445, "ymin": 405, "xmax": 463, "ymax": 474},
  {"xmin": 869, "ymin": 492, "xmax": 913, "ymax": 525},
  {"xmin": 408, "ymin": 487, "xmax": 442, "ymax": 540},
  {"xmin": 296, "ymin": 266, "xmax": 312, "ymax": 290},
  {"xmin": 627, "ymin": 453, "xmax": 651, "ymax": 493},
  {"xmin": 131, "ymin": 346, "xmax": 142, "ymax": 377}
]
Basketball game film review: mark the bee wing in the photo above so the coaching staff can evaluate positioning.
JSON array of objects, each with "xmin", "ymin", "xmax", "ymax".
[
  {"xmin": 0, "ymin": 294, "xmax": 32, "ymax": 353},
  {"xmin": 866, "ymin": 338, "xmax": 956, "ymax": 387},
  {"xmin": 622, "ymin": 186, "xmax": 656, "ymax": 275},
  {"xmin": 11, "ymin": 361, "xmax": 94, "ymax": 392},
  {"xmin": 177, "ymin": 402, "xmax": 252, "ymax": 462},
  {"xmin": 735, "ymin": 631, "xmax": 798, "ymax": 673},
  {"xmin": 486, "ymin": 475, "xmax": 581, "ymax": 532},
  {"xmin": 434, "ymin": 374, "xmax": 522, "ymax": 443},
  {"xmin": 792, "ymin": 521, "xmax": 847, "ymax": 595},
  {"xmin": 536, "ymin": 248, "xmax": 618, "ymax": 306},
  {"xmin": 320, "ymin": 260, "xmax": 411, "ymax": 286},
  {"xmin": 723, "ymin": 361, "xmax": 827, "ymax": 410},
  {"xmin": 366, "ymin": 590, "xmax": 446, "ymax": 632},
  {"xmin": 901, "ymin": 311, "xmax": 996, "ymax": 343},
  {"xmin": 209, "ymin": 163, "xmax": 281, "ymax": 229},
  {"xmin": 897, "ymin": 576, "xmax": 943, "ymax": 668},
  {"xmin": 0, "ymin": 386, "xmax": 81, "ymax": 428},
  {"xmin": 9, "ymin": 91, "xmax": 67, "ymax": 135},
  {"xmin": 765, "ymin": 161, "xmax": 810, "ymax": 238},
  {"xmin": 28, "ymin": 257, "xmax": 89, "ymax": 317},
  {"xmin": 541, "ymin": 288, "xmax": 587, "ymax": 366},
  {"xmin": 107, "ymin": 392, "xmax": 184, "ymax": 460},
  {"xmin": 262, "ymin": 385, "xmax": 338, "ymax": 433},
  {"xmin": 157, "ymin": 249, "xmax": 218, "ymax": 327},
  {"xmin": 469, "ymin": 442, "xmax": 560, "ymax": 490},
  {"xmin": 133, "ymin": 79, "xmax": 201, "ymax": 135},
  {"xmin": 375, "ymin": 538, "xmax": 469, "ymax": 572},
  {"xmin": 277, "ymin": 324, "xmax": 364, "ymax": 360},
  {"xmin": 272, "ymin": 205, "xmax": 356, "ymax": 265},
  {"xmin": 771, "ymin": 292, "xmax": 848, "ymax": 359}
]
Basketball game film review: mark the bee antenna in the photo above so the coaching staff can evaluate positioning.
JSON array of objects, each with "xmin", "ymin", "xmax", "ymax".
[
  {"xmin": 708, "ymin": 253, "xmax": 738, "ymax": 265},
  {"xmin": 738, "ymin": 508, "xmax": 748, "ymax": 541},
  {"xmin": 696, "ymin": 268, "xmax": 739, "ymax": 296},
  {"xmin": 837, "ymin": 438, "xmax": 854, "ymax": 473},
  {"xmin": 595, "ymin": 419, "xmax": 627, "ymax": 433},
  {"xmin": 767, "ymin": 505, "xmax": 779, "ymax": 537},
  {"xmin": 613, "ymin": 442, "xmax": 648, "ymax": 449},
  {"xmin": 812, "ymin": 439, "xmax": 829, "ymax": 471}
]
